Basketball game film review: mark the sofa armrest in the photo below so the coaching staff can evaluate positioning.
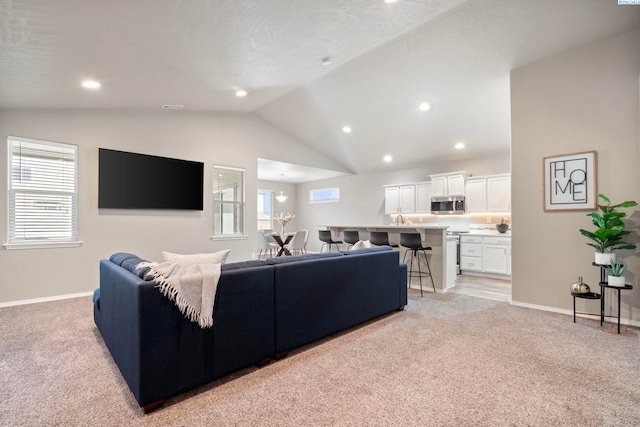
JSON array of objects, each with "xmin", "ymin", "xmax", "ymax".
[{"xmin": 96, "ymin": 259, "xmax": 275, "ymax": 407}]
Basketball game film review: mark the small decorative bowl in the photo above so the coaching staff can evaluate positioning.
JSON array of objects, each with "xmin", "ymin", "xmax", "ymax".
[{"xmin": 496, "ymin": 223, "xmax": 509, "ymax": 233}]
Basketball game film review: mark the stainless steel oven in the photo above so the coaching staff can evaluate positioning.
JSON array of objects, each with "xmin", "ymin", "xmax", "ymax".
[{"xmin": 431, "ymin": 196, "xmax": 465, "ymax": 215}]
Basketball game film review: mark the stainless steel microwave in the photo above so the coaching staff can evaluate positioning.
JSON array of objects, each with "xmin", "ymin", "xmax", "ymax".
[{"xmin": 431, "ymin": 196, "xmax": 465, "ymax": 215}]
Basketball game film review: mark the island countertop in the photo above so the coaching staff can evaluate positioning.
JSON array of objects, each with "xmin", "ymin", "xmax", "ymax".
[
  {"xmin": 318, "ymin": 224, "xmax": 455, "ymax": 293},
  {"xmin": 318, "ymin": 224, "xmax": 450, "ymax": 230}
]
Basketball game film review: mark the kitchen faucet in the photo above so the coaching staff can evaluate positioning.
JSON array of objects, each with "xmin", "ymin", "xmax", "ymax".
[{"xmin": 396, "ymin": 214, "xmax": 405, "ymax": 225}]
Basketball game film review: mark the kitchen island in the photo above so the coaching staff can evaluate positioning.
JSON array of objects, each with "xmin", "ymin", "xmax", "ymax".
[{"xmin": 319, "ymin": 224, "xmax": 457, "ymax": 293}]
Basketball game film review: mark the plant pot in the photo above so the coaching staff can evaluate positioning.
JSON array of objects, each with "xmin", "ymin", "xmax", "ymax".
[
  {"xmin": 608, "ymin": 275, "xmax": 626, "ymax": 287},
  {"xmin": 594, "ymin": 252, "xmax": 616, "ymax": 266},
  {"xmin": 496, "ymin": 224, "xmax": 508, "ymax": 233}
]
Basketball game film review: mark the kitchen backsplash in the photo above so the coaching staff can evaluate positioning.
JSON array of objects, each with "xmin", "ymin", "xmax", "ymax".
[{"xmin": 390, "ymin": 213, "xmax": 511, "ymax": 232}]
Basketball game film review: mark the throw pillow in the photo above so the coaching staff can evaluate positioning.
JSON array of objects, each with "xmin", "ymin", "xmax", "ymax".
[
  {"xmin": 162, "ymin": 249, "xmax": 231, "ymax": 265},
  {"xmin": 350, "ymin": 240, "xmax": 372, "ymax": 250}
]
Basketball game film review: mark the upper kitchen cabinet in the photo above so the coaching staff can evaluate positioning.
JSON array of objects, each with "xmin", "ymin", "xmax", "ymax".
[
  {"xmin": 429, "ymin": 172, "xmax": 468, "ymax": 197},
  {"xmin": 487, "ymin": 174, "xmax": 511, "ymax": 212},
  {"xmin": 465, "ymin": 173, "xmax": 511, "ymax": 213},
  {"xmin": 465, "ymin": 178, "xmax": 487, "ymax": 213},
  {"xmin": 384, "ymin": 184, "xmax": 415, "ymax": 214},
  {"xmin": 415, "ymin": 182, "xmax": 432, "ymax": 213}
]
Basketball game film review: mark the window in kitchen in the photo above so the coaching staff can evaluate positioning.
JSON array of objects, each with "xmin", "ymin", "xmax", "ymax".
[
  {"xmin": 212, "ymin": 165, "xmax": 245, "ymax": 238},
  {"xmin": 309, "ymin": 187, "xmax": 340, "ymax": 203},
  {"xmin": 257, "ymin": 189, "xmax": 274, "ymax": 231},
  {"xmin": 5, "ymin": 136, "xmax": 80, "ymax": 249}
]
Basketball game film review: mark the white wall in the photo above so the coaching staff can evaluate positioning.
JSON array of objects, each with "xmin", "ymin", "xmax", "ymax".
[
  {"xmin": 511, "ymin": 29, "xmax": 640, "ymax": 321},
  {"xmin": 0, "ymin": 109, "xmax": 343, "ymax": 303}
]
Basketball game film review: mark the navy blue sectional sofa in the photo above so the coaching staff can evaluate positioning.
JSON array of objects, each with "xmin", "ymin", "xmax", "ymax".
[{"xmin": 93, "ymin": 246, "xmax": 407, "ymax": 412}]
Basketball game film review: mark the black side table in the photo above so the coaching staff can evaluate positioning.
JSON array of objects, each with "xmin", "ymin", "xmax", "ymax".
[
  {"xmin": 599, "ymin": 282, "xmax": 634, "ymax": 334},
  {"xmin": 571, "ymin": 292, "xmax": 601, "ymax": 323}
]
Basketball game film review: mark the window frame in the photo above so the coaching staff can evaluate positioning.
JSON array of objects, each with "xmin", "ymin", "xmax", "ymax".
[
  {"xmin": 257, "ymin": 188, "xmax": 274, "ymax": 231},
  {"xmin": 211, "ymin": 165, "xmax": 246, "ymax": 240},
  {"xmin": 309, "ymin": 187, "xmax": 340, "ymax": 204},
  {"xmin": 5, "ymin": 136, "xmax": 81, "ymax": 250}
]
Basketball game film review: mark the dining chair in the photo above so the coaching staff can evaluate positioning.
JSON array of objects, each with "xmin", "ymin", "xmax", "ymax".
[
  {"xmin": 318, "ymin": 230, "xmax": 343, "ymax": 252},
  {"xmin": 285, "ymin": 230, "xmax": 308, "ymax": 255},
  {"xmin": 257, "ymin": 231, "xmax": 278, "ymax": 258}
]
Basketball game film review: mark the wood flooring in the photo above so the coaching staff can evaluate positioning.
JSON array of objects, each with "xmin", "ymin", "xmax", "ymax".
[{"xmin": 452, "ymin": 274, "xmax": 512, "ymax": 302}]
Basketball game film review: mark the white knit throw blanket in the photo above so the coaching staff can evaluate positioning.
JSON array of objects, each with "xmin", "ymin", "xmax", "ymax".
[{"xmin": 139, "ymin": 262, "xmax": 221, "ymax": 328}]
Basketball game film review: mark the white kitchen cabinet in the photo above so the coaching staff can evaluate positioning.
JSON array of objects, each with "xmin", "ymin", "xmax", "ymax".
[
  {"xmin": 461, "ymin": 234, "xmax": 511, "ymax": 276},
  {"xmin": 384, "ymin": 185, "xmax": 415, "ymax": 214},
  {"xmin": 487, "ymin": 175, "xmax": 511, "ymax": 212},
  {"xmin": 482, "ymin": 237, "xmax": 511, "ymax": 275},
  {"xmin": 431, "ymin": 176, "xmax": 447, "ymax": 197},
  {"xmin": 447, "ymin": 174, "xmax": 466, "ymax": 196},
  {"xmin": 429, "ymin": 172, "xmax": 468, "ymax": 197},
  {"xmin": 460, "ymin": 235, "xmax": 482, "ymax": 272},
  {"xmin": 463, "ymin": 174, "xmax": 511, "ymax": 213},
  {"xmin": 415, "ymin": 182, "xmax": 432, "ymax": 213},
  {"xmin": 465, "ymin": 178, "xmax": 487, "ymax": 213}
]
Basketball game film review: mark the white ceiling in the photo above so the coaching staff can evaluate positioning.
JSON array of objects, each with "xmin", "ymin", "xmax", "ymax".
[{"xmin": 1, "ymin": 0, "xmax": 639, "ymax": 180}]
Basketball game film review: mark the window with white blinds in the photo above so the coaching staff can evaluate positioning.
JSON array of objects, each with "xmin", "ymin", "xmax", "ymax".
[
  {"xmin": 6, "ymin": 136, "xmax": 79, "ymax": 249},
  {"xmin": 212, "ymin": 165, "xmax": 245, "ymax": 238}
]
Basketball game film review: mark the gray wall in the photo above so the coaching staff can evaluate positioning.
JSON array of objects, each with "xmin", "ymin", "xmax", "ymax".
[
  {"xmin": 0, "ymin": 109, "xmax": 342, "ymax": 303},
  {"xmin": 511, "ymin": 29, "xmax": 640, "ymax": 322}
]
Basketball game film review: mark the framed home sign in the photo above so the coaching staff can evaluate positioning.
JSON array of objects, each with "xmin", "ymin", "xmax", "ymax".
[{"xmin": 543, "ymin": 150, "xmax": 597, "ymax": 211}]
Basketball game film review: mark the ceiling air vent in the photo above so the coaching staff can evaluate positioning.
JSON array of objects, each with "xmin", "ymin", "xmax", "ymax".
[{"xmin": 161, "ymin": 104, "xmax": 184, "ymax": 109}]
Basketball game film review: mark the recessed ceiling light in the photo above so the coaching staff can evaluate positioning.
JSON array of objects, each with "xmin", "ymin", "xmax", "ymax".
[
  {"xmin": 81, "ymin": 80, "xmax": 101, "ymax": 89},
  {"xmin": 419, "ymin": 102, "xmax": 431, "ymax": 111},
  {"xmin": 322, "ymin": 57, "xmax": 332, "ymax": 66},
  {"xmin": 342, "ymin": 126, "xmax": 352, "ymax": 133},
  {"xmin": 235, "ymin": 89, "xmax": 247, "ymax": 97},
  {"xmin": 383, "ymin": 155, "xmax": 393, "ymax": 162},
  {"xmin": 161, "ymin": 104, "xmax": 184, "ymax": 109},
  {"xmin": 384, "ymin": 0, "xmax": 399, "ymax": 3},
  {"xmin": 455, "ymin": 142, "xmax": 465, "ymax": 149}
]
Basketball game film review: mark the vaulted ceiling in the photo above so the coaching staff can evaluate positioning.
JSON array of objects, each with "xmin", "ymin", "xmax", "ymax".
[{"xmin": 1, "ymin": 0, "xmax": 639, "ymax": 178}]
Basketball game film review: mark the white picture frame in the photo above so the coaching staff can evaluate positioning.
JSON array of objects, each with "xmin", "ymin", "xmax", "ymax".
[{"xmin": 543, "ymin": 150, "xmax": 597, "ymax": 211}]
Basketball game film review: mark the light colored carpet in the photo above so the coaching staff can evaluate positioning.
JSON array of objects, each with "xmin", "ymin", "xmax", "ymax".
[{"xmin": 1, "ymin": 290, "xmax": 639, "ymax": 426}]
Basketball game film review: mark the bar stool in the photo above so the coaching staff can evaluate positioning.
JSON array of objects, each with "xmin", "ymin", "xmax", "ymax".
[
  {"xmin": 343, "ymin": 230, "xmax": 360, "ymax": 249},
  {"xmin": 318, "ymin": 230, "xmax": 343, "ymax": 252},
  {"xmin": 369, "ymin": 231, "xmax": 399, "ymax": 248},
  {"xmin": 400, "ymin": 232, "xmax": 435, "ymax": 297}
]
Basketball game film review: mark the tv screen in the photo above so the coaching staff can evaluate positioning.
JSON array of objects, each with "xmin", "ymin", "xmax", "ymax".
[{"xmin": 99, "ymin": 148, "xmax": 204, "ymax": 210}]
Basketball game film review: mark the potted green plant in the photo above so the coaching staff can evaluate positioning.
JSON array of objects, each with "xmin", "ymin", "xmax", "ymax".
[
  {"xmin": 579, "ymin": 194, "xmax": 637, "ymax": 265},
  {"xmin": 605, "ymin": 259, "xmax": 626, "ymax": 287}
]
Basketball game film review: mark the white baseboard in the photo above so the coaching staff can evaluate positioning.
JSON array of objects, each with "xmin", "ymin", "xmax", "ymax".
[
  {"xmin": 0, "ymin": 291, "xmax": 94, "ymax": 308},
  {"xmin": 511, "ymin": 300, "xmax": 640, "ymax": 328}
]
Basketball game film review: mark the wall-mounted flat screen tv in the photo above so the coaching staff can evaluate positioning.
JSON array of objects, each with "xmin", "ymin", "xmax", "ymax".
[{"xmin": 99, "ymin": 148, "xmax": 204, "ymax": 210}]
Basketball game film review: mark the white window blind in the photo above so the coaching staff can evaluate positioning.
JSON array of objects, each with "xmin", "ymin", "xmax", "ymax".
[
  {"xmin": 6, "ymin": 136, "xmax": 79, "ymax": 248},
  {"xmin": 212, "ymin": 165, "xmax": 245, "ymax": 237}
]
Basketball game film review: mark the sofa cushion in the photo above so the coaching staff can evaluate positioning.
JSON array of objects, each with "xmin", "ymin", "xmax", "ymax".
[
  {"xmin": 342, "ymin": 246, "xmax": 393, "ymax": 255},
  {"xmin": 162, "ymin": 249, "xmax": 231, "ymax": 265},
  {"xmin": 120, "ymin": 256, "xmax": 152, "ymax": 279},
  {"xmin": 266, "ymin": 252, "xmax": 343, "ymax": 265},
  {"xmin": 109, "ymin": 252, "xmax": 138, "ymax": 266},
  {"xmin": 221, "ymin": 259, "xmax": 268, "ymax": 271}
]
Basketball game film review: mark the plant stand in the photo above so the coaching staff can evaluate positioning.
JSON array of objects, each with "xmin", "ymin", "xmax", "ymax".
[
  {"xmin": 593, "ymin": 262, "xmax": 633, "ymax": 334},
  {"xmin": 571, "ymin": 291, "xmax": 601, "ymax": 323}
]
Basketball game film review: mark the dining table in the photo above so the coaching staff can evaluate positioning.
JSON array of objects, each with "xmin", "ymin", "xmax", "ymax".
[{"xmin": 271, "ymin": 233, "xmax": 294, "ymax": 256}]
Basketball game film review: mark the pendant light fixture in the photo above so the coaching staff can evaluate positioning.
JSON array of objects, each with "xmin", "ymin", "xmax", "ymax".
[{"xmin": 276, "ymin": 174, "xmax": 288, "ymax": 202}]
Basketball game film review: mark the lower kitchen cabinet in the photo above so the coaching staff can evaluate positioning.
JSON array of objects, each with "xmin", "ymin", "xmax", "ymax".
[
  {"xmin": 460, "ymin": 235, "xmax": 483, "ymax": 272},
  {"xmin": 461, "ymin": 234, "xmax": 511, "ymax": 276}
]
